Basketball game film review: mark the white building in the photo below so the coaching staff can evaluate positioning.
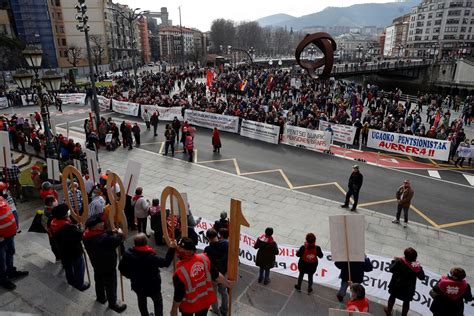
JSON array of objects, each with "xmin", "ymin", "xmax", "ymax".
[
  {"xmin": 406, "ymin": 0, "xmax": 473, "ymax": 59},
  {"xmin": 384, "ymin": 26, "xmax": 396, "ymax": 56}
]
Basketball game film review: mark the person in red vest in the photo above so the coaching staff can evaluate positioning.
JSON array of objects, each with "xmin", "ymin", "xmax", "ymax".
[
  {"xmin": 294, "ymin": 233, "xmax": 323, "ymax": 293},
  {"xmin": 185, "ymin": 131, "xmax": 194, "ymax": 162},
  {"xmin": 0, "ymin": 197, "xmax": 28, "ymax": 290},
  {"xmin": 430, "ymin": 267, "xmax": 472, "ymax": 316},
  {"xmin": 384, "ymin": 247, "xmax": 425, "ymax": 316},
  {"xmin": 171, "ymin": 237, "xmax": 233, "ymax": 316},
  {"xmin": 346, "ymin": 283, "xmax": 369, "ymax": 312}
]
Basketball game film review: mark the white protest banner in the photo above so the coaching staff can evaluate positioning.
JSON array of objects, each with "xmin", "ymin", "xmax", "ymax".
[
  {"xmin": 319, "ymin": 121, "xmax": 357, "ymax": 145},
  {"xmin": 0, "ymin": 131, "xmax": 12, "ymax": 168},
  {"xmin": 97, "ymin": 95, "xmax": 111, "ymax": 111},
  {"xmin": 85, "ymin": 149, "xmax": 100, "ymax": 184},
  {"xmin": 141, "ymin": 104, "xmax": 183, "ymax": 121},
  {"xmin": 123, "ymin": 160, "xmax": 142, "ymax": 196},
  {"xmin": 0, "ymin": 97, "xmax": 8, "ymax": 109},
  {"xmin": 367, "ymin": 129, "xmax": 451, "ymax": 161},
  {"xmin": 58, "ymin": 93, "xmax": 86, "ymax": 105},
  {"xmin": 112, "ymin": 99, "xmax": 140, "ymax": 117},
  {"xmin": 329, "ymin": 215, "xmax": 365, "ymax": 263},
  {"xmin": 282, "ymin": 125, "xmax": 331, "ymax": 151},
  {"xmin": 185, "ymin": 110, "xmax": 239, "ymax": 134},
  {"xmin": 240, "ymin": 119, "xmax": 280, "ymax": 144},
  {"xmin": 46, "ymin": 158, "xmax": 60, "ymax": 181},
  {"xmin": 457, "ymin": 146, "xmax": 474, "ymax": 158},
  {"xmin": 21, "ymin": 95, "xmax": 35, "ymax": 106},
  {"xmin": 193, "ymin": 218, "xmax": 472, "ymax": 316}
]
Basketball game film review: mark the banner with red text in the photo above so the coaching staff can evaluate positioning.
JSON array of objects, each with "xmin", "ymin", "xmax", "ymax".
[
  {"xmin": 112, "ymin": 99, "xmax": 139, "ymax": 117},
  {"xmin": 282, "ymin": 125, "xmax": 331, "ymax": 151},
  {"xmin": 319, "ymin": 121, "xmax": 357, "ymax": 145},
  {"xmin": 367, "ymin": 129, "xmax": 451, "ymax": 161},
  {"xmin": 97, "ymin": 95, "xmax": 111, "ymax": 111},
  {"xmin": 193, "ymin": 218, "xmax": 473, "ymax": 316}
]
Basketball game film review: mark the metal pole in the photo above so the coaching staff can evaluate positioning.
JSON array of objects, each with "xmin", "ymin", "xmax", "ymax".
[
  {"xmin": 129, "ymin": 16, "xmax": 139, "ymax": 91},
  {"xmin": 179, "ymin": 6, "xmax": 185, "ymax": 68},
  {"xmin": 84, "ymin": 26, "xmax": 101, "ymax": 129}
]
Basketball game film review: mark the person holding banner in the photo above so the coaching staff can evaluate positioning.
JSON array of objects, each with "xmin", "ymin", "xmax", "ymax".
[
  {"xmin": 83, "ymin": 214, "xmax": 127, "ymax": 313},
  {"xmin": 254, "ymin": 227, "xmax": 279, "ymax": 285},
  {"xmin": 341, "ymin": 165, "xmax": 363, "ymax": 212},
  {"xmin": 384, "ymin": 247, "xmax": 425, "ymax": 316},
  {"xmin": 294, "ymin": 233, "xmax": 323, "ymax": 294},
  {"xmin": 335, "ymin": 255, "xmax": 373, "ymax": 302},
  {"xmin": 430, "ymin": 267, "xmax": 472, "ymax": 316},
  {"xmin": 119, "ymin": 233, "xmax": 176, "ymax": 316}
]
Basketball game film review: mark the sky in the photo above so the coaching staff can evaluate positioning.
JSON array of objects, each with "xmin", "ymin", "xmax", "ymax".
[{"xmin": 114, "ymin": 0, "xmax": 400, "ymax": 32}]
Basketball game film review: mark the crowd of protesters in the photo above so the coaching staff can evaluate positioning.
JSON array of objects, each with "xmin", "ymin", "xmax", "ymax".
[{"xmin": 88, "ymin": 67, "xmax": 473, "ymax": 165}]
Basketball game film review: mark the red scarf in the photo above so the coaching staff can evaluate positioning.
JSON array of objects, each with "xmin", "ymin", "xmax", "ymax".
[
  {"xmin": 132, "ymin": 194, "xmax": 142, "ymax": 202},
  {"xmin": 258, "ymin": 234, "xmax": 274, "ymax": 243},
  {"xmin": 401, "ymin": 257, "xmax": 422, "ymax": 273},
  {"xmin": 49, "ymin": 218, "xmax": 71, "ymax": 235},
  {"xmin": 83, "ymin": 228, "xmax": 105, "ymax": 239},
  {"xmin": 134, "ymin": 245, "xmax": 156, "ymax": 254}
]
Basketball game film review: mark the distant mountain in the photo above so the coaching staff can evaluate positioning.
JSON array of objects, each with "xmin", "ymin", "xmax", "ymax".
[
  {"xmin": 256, "ymin": 13, "xmax": 295, "ymax": 27},
  {"xmin": 257, "ymin": 0, "xmax": 419, "ymax": 29}
]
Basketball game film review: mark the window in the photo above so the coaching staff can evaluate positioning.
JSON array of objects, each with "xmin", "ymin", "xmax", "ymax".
[
  {"xmin": 448, "ymin": 10, "xmax": 462, "ymax": 16},
  {"xmin": 461, "ymin": 26, "xmax": 467, "ymax": 31},
  {"xmin": 438, "ymin": 3, "xmax": 445, "ymax": 9},
  {"xmin": 445, "ymin": 26, "xmax": 458, "ymax": 32},
  {"xmin": 57, "ymin": 12, "xmax": 61, "ymax": 19},
  {"xmin": 460, "ymin": 34, "xmax": 465, "ymax": 39},
  {"xmin": 447, "ymin": 18, "xmax": 460, "ymax": 24},
  {"xmin": 428, "ymin": 13, "xmax": 433, "ymax": 19},
  {"xmin": 436, "ymin": 12, "xmax": 444, "ymax": 17},
  {"xmin": 61, "ymin": 38, "xmax": 66, "ymax": 46},
  {"xmin": 424, "ymin": 36, "xmax": 429, "ymax": 40},
  {"xmin": 417, "ymin": 21, "xmax": 424, "ymax": 27},
  {"xmin": 434, "ymin": 27, "xmax": 441, "ymax": 33},
  {"xmin": 444, "ymin": 34, "xmax": 456, "ymax": 39},
  {"xmin": 449, "ymin": 1, "xmax": 464, "ymax": 7},
  {"xmin": 427, "ymin": 20, "xmax": 432, "ymax": 26},
  {"xmin": 55, "ymin": 0, "xmax": 60, "ymax": 6},
  {"xmin": 432, "ymin": 35, "xmax": 439, "ymax": 40},
  {"xmin": 425, "ymin": 28, "xmax": 431, "ymax": 33},
  {"xmin": 465, "ymin": 10, "xmax": 471, "ymax": 15},
  {"xmin": 416, "ymin": 28, "xmax": 423, "ymax": 34},
  {"xmin": 435, "ymin": 19, "xmax": 442, "ymax": 25}
]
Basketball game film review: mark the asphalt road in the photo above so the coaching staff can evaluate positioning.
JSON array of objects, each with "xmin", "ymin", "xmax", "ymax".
[{"xmin": 7, "ymin": 103, "xmax": 473, "ymax": 236}]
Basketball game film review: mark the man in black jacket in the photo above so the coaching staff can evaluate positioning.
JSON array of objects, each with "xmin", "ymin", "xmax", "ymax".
[
  {"xmin": 204, "ymin": 228, "xmax": 229, "ymax": 316},
  {"xmin": 83, "ymin": 215, "xmax": 126, "ymax": 313},
  {"xmin": 119, "ymin": 233, "xmax": 176, "ymax": 316},
  {"xmin": 335, "ymin": 255, "xmax": 373, "ymax": 302},
  {"xmin": 341, "ymin": 165, "xmax": 364, "ymax": 211},
  {"xmin": 48, "ymin": 204, "xmax": 89, "ymax": 291}
]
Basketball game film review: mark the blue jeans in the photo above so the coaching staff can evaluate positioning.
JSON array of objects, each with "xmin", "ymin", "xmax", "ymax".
[
  {"xmin": 337, "ymin": 280, "xmax": 349, "ymax": 298},
  {"xmin": 63, "ymin": 255, "xmax": 85, "ymax": 289},
  {"xmin": 0, "ymin": 236, "xmax": 15, "ymax": 283},
  {"xmin": 258, "ymin": 268, "xmax": 270, "ymax": 282}
]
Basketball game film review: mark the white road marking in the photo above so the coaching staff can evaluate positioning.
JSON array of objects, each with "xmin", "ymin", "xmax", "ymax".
[
  {"xmin": 428, "ymin": 170, "xmax": 441, "ymax": 179},
  {"xmin": 463, "ymin": 174, "xmax": 474, "ymax": 186}
]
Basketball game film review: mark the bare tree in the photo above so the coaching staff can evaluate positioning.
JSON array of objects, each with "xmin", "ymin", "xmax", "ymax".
[
  {"xmin": 66, "ymin": 45, "xmax": 82, "ymax": 67},
  {"xmin": 90, "ymin": 35, "xmax": 105, "ymax": 75}
]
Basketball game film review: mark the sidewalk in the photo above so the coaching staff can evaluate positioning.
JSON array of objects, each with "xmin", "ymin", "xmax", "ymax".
[{"xmin": 3, "ymin": 147, "xmax": 463, "ymax": 315}]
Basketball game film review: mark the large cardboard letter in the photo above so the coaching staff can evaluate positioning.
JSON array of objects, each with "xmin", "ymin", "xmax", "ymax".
[
  {"xmin": 47, "ymin": 158, "xmax": 60, "ymax": 181},
  {"xmin": 227, "ymin": 199, "xmax": 250, "ymax": 316},
  {"xmin": 329, "ymin": 215, "xmax": 365, "ymax": 268},
  {"xmin": 61, "ymin": 165, "xmax": 89, "ymax": 223},
  {"xmin": 123, "ymin": 160, "xmax": 142, "ymax": 196},
  {"xmin": 105, "ymin": 171, "xmax": 128, "ymax": 238},
  {"xmin": 85, "ymin": 149, "xmax": 100, "ymax": 184},
  {"xmin": 160, "ymin": 186, "xmax": 188, "ymax": 246},
  {"xmin": 0, "ymin": 131, "xmax": 12, "ymax": 168}
]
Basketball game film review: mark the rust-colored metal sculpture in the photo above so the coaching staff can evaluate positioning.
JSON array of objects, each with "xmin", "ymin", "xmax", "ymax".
[{"xmin": 295, "ymin": 32, "xmax": 337, "ymax": 80}]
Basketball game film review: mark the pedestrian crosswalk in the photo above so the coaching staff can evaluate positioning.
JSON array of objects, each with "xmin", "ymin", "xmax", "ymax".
[{"xmin": 425, "ymin": 169, "xmax": 474, "ymax": 186}]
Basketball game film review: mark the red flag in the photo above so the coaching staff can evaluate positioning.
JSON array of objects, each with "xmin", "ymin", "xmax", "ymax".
[
  {"xmin": 206, "ymin": 69, "xmax": 214, "ymax": 87},
  {"xmin": 267, "ymin": 75, "xmax": 273, "ymax": 91}
]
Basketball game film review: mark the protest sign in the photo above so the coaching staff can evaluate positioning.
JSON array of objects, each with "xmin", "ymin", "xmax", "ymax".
[
  {"xmin": 185, "ymin": 110, "xmax": 239, "ymax": 133},
  {"xmin": 282, "ymin": 125, "xmax": 331, "ymax": 151},
  {"xmin": 319, "ymin": 121, "xmax": 357, "ymax": 145},
  {"xmin": 112, "ymin": 99, "xmax": 140, "ymax": 117},
  {"xmin": 240, "ymin": 119, "xmax": 280, "ymax": 144}
]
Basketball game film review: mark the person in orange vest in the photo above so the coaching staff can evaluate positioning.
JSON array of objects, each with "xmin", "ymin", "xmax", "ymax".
[
  {"xmin": 171, "ymin": 237, "xmax": 233, "ymax": 316},
  {"xmin": 346, "ymin": 283, "xmax": 369, "ymax": 312},
  {"xmin": 294, "ymin": 233, "xmax": 323, "ymax": 294},
  {"xmin": 430, "ymin": 267, "xmax": 472, "ymax": 316},
  {"xmin": 0, "ymin": 197, "xmax": 28, "ymax": 290}
]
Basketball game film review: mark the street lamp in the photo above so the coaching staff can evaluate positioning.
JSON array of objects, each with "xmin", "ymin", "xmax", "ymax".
[
  {"xmin": 112, "ymin": 6, "xmax": 149, "ymax": 91},
  {"xmin": 13, "ymin": 46, "xmax": 62, "ymax": 158},
  {"xmin": 278, "ymin": 59, "xmax": 282, "ymax": 67},
  {"xmin": 268, "ymin": 60, "xmax": 273, "ymax": 68},
  {"xmin": 75, "ymin": 0, "xmax": 100, "ymax": 129}
]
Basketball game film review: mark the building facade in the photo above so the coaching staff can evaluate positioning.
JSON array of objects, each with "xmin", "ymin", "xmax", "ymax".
[
  {"xmin": 138, "ymin": 16, "xmax": 150, "ymax": 64},
  {"xmin": 335, "ymin": 33, "xmax": 380, "ymax": 61},
  {"xmin": 405, "ymin": 0, "xmax": 473, "ymax": 59},
  {"xmin": 0, "ymin": 9, "xmax": 14, "ymax": 37},
  {"xmin": 158, "ymin": 26, "xmax": 194, "ymax": 63},
  {"xmin": 9, "ymin": 0, "xmax": 57, "ymax": 68},
  {"xmin": 383, "ymin": 14, "xmax": 411, "ymax": 57}
]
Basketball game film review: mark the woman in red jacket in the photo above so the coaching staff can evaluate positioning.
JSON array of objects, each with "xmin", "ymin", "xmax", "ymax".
[{"xmin": 212, "ymin": 128, "xmax": 221, "ymax": 153}]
